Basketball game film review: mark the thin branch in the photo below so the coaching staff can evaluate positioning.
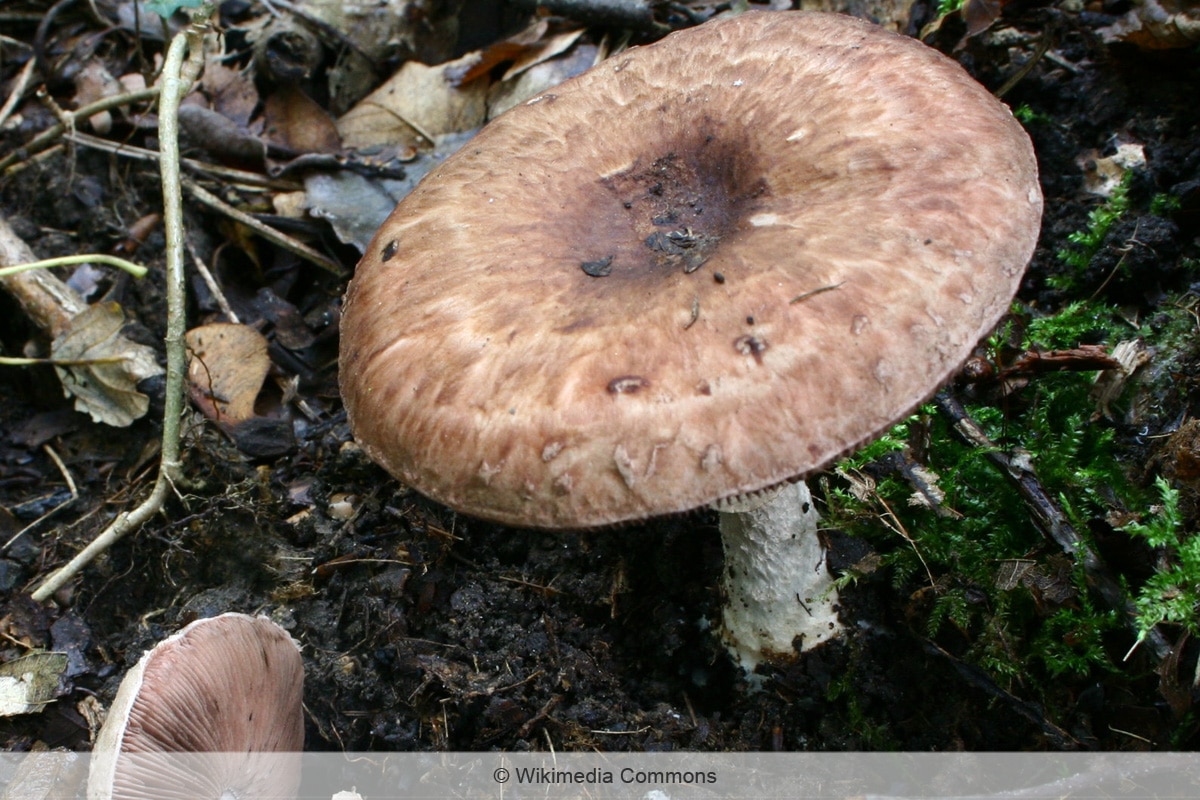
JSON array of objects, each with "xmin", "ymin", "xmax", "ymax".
[
  {"xmin": 0, "ymin": 86, "xmax": 161, "ymax": 172},
  {"xmin": 0, "ymin": 57, "xmax": 36, "ymax": 130},
  {"xmin": 922, "ymin": 638, "xmax": 1079, "ymax": 749},
  {"xmin": 31, "ymin": 6, "xmax": 211, "ymax": 604},
  {"xmin": 186, "ymin": 239, "xmax": 239, "ymax": 323},
  {"xmin": 63, "ymin": 129, "xmax": 302, "ymax": 191},
  {"xmin": 0, "ymin": 355, "xmax": 125, "ymax": 366},
  {"xmin": 0, "ymin": 216, "xmax": 87, "ymax": 337},
  {"xmin": 183, "ymin": 178, "xmax": 345, "ymax": 275}
]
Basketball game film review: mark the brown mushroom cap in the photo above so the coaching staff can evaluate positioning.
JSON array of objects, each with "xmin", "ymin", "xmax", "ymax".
[
  {"xmin": 339, "ymin": 10, "xmax": 1042, "ymax": 529},
  {"xmin": 89, "ymin": 613, "xmax": 304, "ymax": 800}
]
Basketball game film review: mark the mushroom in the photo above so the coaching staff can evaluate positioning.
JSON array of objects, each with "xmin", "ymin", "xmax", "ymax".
[
  {"xmin": 339, "ymin": 12, "xmax": 1042, "ymax": 675},
  {"xmin": 88, "ymin": 612, "xmax": 305, "ymax": 800}
]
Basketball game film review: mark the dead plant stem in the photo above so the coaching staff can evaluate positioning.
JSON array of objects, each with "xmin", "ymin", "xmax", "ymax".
[
  {"xmin": 31, "ymin": 6, "xmax": 211, "ymax": 603},
  {"xmin": 0, "ymin": 86, "xmax": 161, "ymax": 172}
]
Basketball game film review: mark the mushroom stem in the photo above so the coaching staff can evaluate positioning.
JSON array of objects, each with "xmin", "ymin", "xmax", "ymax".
[{"xmin": 717, "ymin": 480, "xmax": 841, "ymax": 678}]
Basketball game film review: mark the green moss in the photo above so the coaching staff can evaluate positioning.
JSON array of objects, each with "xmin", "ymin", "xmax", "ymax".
[
  {"xmin": 830, "ymin": 369, "xmax": 1135, "ymax": 693},
  {"xmin": 936, "ymin": 0, "xmax": 966, "ymax": 16},
  {"xmin": 1150, "ymin": 193, "xmax": 1182, "ymax": 217},
  {"xmin": 1013, "ymin": 104, "xmax": 1052, "ymax": 126},
  {"xmin": 1024, "ymin": 300, "xmax": 1124, "ymax": 349},
  {"xmin": 1120, "ymin": 477, "xmax": 1195, "ymax": 644},
  {"xmin": 1052, "ymin": 177, "xmax": 1131, "ymax": 290},
  {"xmin": 823, "ymin": 290, "xmax": 1200, "ymax": 734}
]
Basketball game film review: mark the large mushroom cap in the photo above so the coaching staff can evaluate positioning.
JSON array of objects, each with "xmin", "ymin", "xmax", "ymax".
[
  {"xmin": 339, "ymin": 10, "xmax": 1043, "ymax": 529},
  {"xmin": 88, "ymin": 613, "xmax": 304, "ymax": 800}
]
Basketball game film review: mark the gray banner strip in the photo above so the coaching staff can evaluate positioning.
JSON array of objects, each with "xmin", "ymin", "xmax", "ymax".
[{"xmin": 4, "ymin": 751, "xmax": 1199, "ymax": 799}]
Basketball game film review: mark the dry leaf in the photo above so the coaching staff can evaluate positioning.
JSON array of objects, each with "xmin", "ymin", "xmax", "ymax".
[
  {"xmin": 177, "ymin": 104, "xmax": 266, "ymax": 164},
  {"xmin": 50, "ymin": 301, "xmax": 163, "ymax": 427},
  {"xmin": 0, "ymin": 652, "xmax": 68, "ymax": 716},
  {"xmin": 337, "ymin": 53, "xmax": 488, "ymax": 151},
  {"xmin": 263, "ymin": 84, "xmax": 342, "ymax": 155},
  {"xmin": 962, "ymin": 0, "xmax": 1006, "ymax": 38},
  {"xmin": 1100, "ymin": 0, "xmax": 1200, "ymax": 48},
  {"xmin": 1078, "ymin": 142, "xmax": 1147, "ymax": 197},
  {"xmin": 1091, "ymin": 338, "xmax": 1151, "ymax": 419},
  {"xmin": 256, "ymin": 0, "xmax": 461, "ymax": 115},
  {"xmin": 905, "ymin": 464, "xmax": 946, "ymax": 510},
  {"xmin": 72, "ymin": 62, "xmax": 122, "ymax": 134},
  {"xmin": 796, "ymin": 0, "xmax": 916, "ymax": 30},
  {"xmin": 298, "ymin": 0, "xmax": 461, "ymax": 64},
  {"xmin": 186, "ymin": 322, "xmax": 270, "ymax": 427},
  {"xmin": 201, "ymin": 60, "xmax": 260, "ymax": 129},
  {"xmin": 304, "ymin": 172, "xmax": 407, "ymax": 252},
  {"xmin": 487, "ymin": 41, "xmax": 598, "ymax": 119},
  {"xmin": 501, "ymin": 28, "xmax": 587, "ymax": 82},
  {"xmin": 445, "ymin": 19, "xmax": 580, "ymax": 86},
  {"xmin": 273, "ymin": 190, "xmax": 309, "ymax": 219}
]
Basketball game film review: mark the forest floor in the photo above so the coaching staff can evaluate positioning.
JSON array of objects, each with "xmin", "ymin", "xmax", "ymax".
[{"xmin": 1, "ymin": 0, "xmax": 1199, "ymax": 753}]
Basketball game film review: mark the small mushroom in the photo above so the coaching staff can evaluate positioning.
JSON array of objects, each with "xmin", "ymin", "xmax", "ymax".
[
  {"xmin": 339, "ymin": 12, "xmax": 1042, "ymax": 675},
  {"xmin": 88, "ymin": 613, "xmax": 305, "ymax": 800}
]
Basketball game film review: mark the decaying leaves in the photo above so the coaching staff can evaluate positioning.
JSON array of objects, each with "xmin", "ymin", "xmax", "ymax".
[
  {"xmin": 1079, "ymin": 142, "xmax": 1147, "ymax": 197},
  {"xmin": 0, "ymin": 652, "xmax": 69, "ymax": 717},
  {"xmin": 1091, "ymin": 339, "xmax": 1151, "ymax": 419},
  {"xmin": 185, "ymin": 322, "xmax": 271, "ymax": 427},
  {"xmin": 486, "ymin": 40, "xmax": 599, "ymax": 119},
  {"xmin": 177, "ymin": 104, "xmax": 267, "ymax": 165},
  {"xmin": 303, "ymin": 172, "xmax": 405, "ymax": 253},
  {"xmin": 200, "ymin": 60, "xmax": 260, "ymax": 129},
  {"xmin": 336, "ymin": 53, "xmax": 489, "ymax": 151},
  {"xmin": 263, "ymin": 84, "xmax": 342, "ymax": 155},
  {"xmin": 50, "ymin": 302, "xmax": 163, "ymax": 428},
  {"xmin": 72, "ymin": 62, "xmax": 124, "ymax": 134},
  {"xmin": 799, "ymin": 0, "xmax": 916, "ymax": 30},
  {"xmin": 1100, "ymin": 0, "xmax": 1200, "ymax": 48}
]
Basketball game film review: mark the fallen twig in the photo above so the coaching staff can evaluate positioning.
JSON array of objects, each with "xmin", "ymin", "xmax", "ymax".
[
  {"xmin": 183, "ymin": 178, "xmax": 345, "ymax": 276},
  {"xmin": 0, "ymin": 57, "xmax": 36, "ymax": 130},
  {"xmin": 922, "ymin": 638, "xmax": 1079, "ymax": 749},
  {"xmin": 62, "ymin": 129, "xmax": 302, "ymax": 191},
  {"xmin": 0, "ymin": 216, "xmax": 87, "ymax": 336},
  {"xmin": 0, "ymin": 86, "xmax": 161, "ymax": 172},
  {"xmin": 186, "ymin": 239, "xmax": 239, "ymax": 323},
  {"xmin": 31, "ymin": 5, "xmax": 211, "ymax": 603}
]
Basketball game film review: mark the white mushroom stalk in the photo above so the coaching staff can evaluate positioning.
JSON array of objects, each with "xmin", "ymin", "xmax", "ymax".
[{"xmin": 717, "ymin": 481, "xmax": 840, "ymax": 677}]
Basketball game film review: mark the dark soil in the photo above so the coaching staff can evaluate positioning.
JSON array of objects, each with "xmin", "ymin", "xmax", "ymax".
[{"xmin": 1, "ymin": 0, "xmax": 1199, "ymax": 753}]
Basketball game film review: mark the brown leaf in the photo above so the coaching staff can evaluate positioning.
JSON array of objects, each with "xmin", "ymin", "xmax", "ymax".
[
  {"xmin": 177, "ymin": 104, "xmax": 266, "ymax": 164},
  {"xmin": 963, "ymin": 0, "xmax": 1006, "ymax": 38},
  {"xmin": 1100, "ymin": 0, "xmax": 1200, "ymax": 48},
  {"xmin": 486, "ymin": 41, "xmax": 598, "ymax": 119},
  {"xmin": 263, "ymin": 84, "xmax": 342, "ymax": 155},
  {"xmin": 186, "ymin": 322, "xmax": 271, "ymax": 427},
  {"xmin": 500, "ymin": 27, "xmax": 587, "ymax": 82},
  {"xmin": 337, "ymin": 53, "xmax": 489, "ymax": 151},
  {"xmin": 201, "ymin": 60, "xmax": 260, "ymax": 129},
  {"xmin": 72, "ymin": 62, "xmax": 123, "ymax": 134},
  {"xmin": 50, "ymin": 302, "xmax": 163, "ymax": 428},
  {"xmin": 0, "ymin": 653, "xmax": 69, "ymax": 716}
]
